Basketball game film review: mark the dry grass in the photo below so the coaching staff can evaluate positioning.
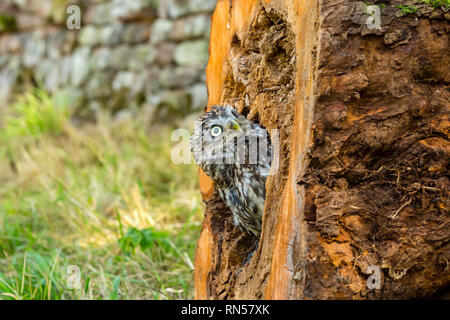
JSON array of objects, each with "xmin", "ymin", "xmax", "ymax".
[{"xmin": 0, "ymin": 89, "xmax": 203, "ymax": 300}]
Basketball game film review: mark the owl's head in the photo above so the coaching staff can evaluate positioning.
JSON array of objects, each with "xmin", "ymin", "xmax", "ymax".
[{"xmin": 191, "ymin": 105, "xmax": 260, "ymax": 176}]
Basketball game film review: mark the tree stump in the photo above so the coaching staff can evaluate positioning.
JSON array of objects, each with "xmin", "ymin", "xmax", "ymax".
[{"xmin": 194, "ymin": 0, "xmax": 449, "ymax": 299}]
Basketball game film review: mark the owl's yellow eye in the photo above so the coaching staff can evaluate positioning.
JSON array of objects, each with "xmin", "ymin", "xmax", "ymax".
[{"xmin": 211, "ymin": 125, "xmax": 223, "ymax": 137}]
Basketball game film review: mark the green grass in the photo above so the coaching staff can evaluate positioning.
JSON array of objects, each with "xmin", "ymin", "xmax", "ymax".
[
  {"xmin": 421, "ymin": 0, "xmax": 450, "ymax": 8},
  {"xmin": 2, "ymin": 89, "xmax": 70, "ymax": 139},
  {"xmin": 0, "ymin": 90, "xmax": 203, "ymax": 300},
  {"xmin": 395, "ymin": 0, "xmax": 450, "ymax": 16},
  {"xmin": 0, "ymin": 14, "xmax": 17, "ymax": 32},
  {"xmin": 396, "ymin": 4, "xmax": 419, "ymax": 15}
]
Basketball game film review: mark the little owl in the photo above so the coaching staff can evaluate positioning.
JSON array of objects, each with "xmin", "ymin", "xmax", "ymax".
[{"xmin": 191, "ymin": 105, "xmax": 272, "ymax": 237}]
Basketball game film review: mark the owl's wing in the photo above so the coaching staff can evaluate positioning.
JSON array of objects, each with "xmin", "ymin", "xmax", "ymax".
[{"xmin": 254, "ymin": 126, "xmax": 273, "ymax": 174}]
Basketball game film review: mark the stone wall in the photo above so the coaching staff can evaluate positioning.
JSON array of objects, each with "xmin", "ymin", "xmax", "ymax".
[{"xmin": 0, "ymin": 0, "xmax": 216, "ymax": 120}]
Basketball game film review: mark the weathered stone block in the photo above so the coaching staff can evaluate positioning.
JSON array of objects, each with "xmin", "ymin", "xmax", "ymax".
[
  {"xmin": 150, "ymin": 19, "xmax": 173, "ymax": 44},
  {"xmin": 146, "ymin": 89, "xmax": 191, "ymax": 117},
  {"xmin": 154, "ymin": 42, "xmax": 175, "ymax": 65},
  {"xmin": 46, "ymin": 30, "xmax": 75, "ymax": 59},
  {"xmin": 70, "ymin": 46, "xmax": 91, "ymax": 86},
  {"xmin": 98, "ymin": 23, "xmax": 125, "ymax": 45},
  {"xmin": 35, "ymin": 59, "xmax": 59, "ymax": 91},
  {"xmin": 0, "ymin": 55, "xmax": 9, "ymax": 68},
  {"xmin": 123, "ymin": 24, "xmax": 151, "ymax": 43},
  {"xmin": 91, "ymin": 47, "xmax": 112, "ymax": 71},
  {"xmin": 171, "ymin": 14, "xmax": 211, "ymax": 41},
  {"xmin": 159, "ymin": 66, "xmax": 202, "ymax": 88},
  {"xmin": 85, "ymin": 3, "xmax": 114, "ymax": 25},
  {"xmin": 111, "ymin": 45, "xmax": 133, "ymax": 69},
  {"xmin": 187, "ymin": 82, "xmax": 207, "ymax": 111},
  {"xmin": 0, "ymin": 34, "xmax": 22, "ymax": 54},
  {"xmin": 112, "ymin": 71, "xmax": 135, "ymax": 91},
  {"xmin": 0, "ymin": 68, "xmax": 18, "ymax": 102},
  {"xmin": 174, "ymin": 39, "xmax": 209, "ymax": 66},
  {"xmin": 91, "ymin": 45, "xmax": 133, "ymax": 71},
  {"xmin": 85, "ymin": 71, "xmax": 114, "ymax": 98},
  {"xmin": 78, "ymin": 25, "xmax": 100, "ymax": 46},
  {"xmin": 110, "ymin": 0, "xmax": 156, "ymax": 21},
  {"xmin": 0, "ymin": 0, "xmax": 215, "ymax": 120},
  {"xmin": 22, "ymin": 32, "xmax": 46, "ymax": 68},
  {"xmin": 128, "ymin": 44, "xmax": 155, "ymax": 70},
  {"xmin": 166, "ymin": 0, "xmax": 216, "ymax": 19},
  {"xmin": 15, "ymin": 13, "xmax": 44, "ymax": 30}
]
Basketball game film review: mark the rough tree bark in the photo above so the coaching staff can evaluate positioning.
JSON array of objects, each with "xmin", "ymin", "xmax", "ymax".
[{"xmin": 194, "ymin": 0, "xmax": 449, "ymax": 299}]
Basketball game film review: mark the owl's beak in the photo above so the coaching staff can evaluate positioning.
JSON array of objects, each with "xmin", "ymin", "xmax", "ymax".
[{"xmin": 229, "ymin": 120, "xmax": 241, "ymax": 131}]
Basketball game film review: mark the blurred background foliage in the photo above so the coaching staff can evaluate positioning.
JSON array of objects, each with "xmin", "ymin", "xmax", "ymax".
[
  {"xmin": 0, "ymin": 89, "xmax": 204, "ymax": 299},
  {"xmin": 0, "ymin": 0, "xmax": 212, "ymax": 299}
]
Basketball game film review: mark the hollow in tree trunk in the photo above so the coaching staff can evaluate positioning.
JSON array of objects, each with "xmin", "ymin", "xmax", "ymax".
[{"xmin": 194, "ymin": 0, "xmax": 449, "ymax": 299}]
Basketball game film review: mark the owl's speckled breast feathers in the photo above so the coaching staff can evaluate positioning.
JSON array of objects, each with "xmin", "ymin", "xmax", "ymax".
[{"xmin": 191, "ymin": 105, "xmax": 272, "ymax": 237}]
